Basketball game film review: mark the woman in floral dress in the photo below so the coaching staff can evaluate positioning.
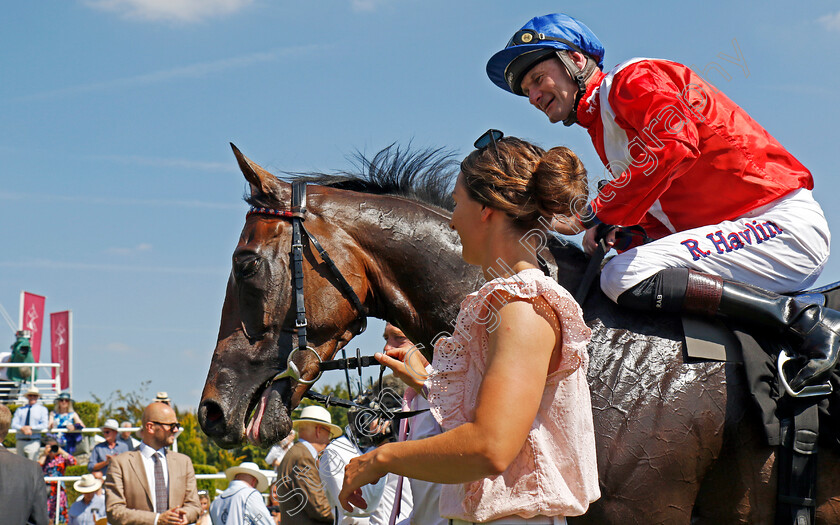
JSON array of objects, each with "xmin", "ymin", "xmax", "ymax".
[{"xmin": 39, "ymin": 437, "xmax": 77, "ymax": 524}]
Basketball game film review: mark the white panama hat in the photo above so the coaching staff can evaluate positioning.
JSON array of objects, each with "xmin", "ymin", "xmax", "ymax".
[
  {"xmin": 225, "ymin": 462, "xmax": 269, "ymax": 492},
  {"xmin": 74, "ymin": 474, "xmax": 103, "ymax": 494},
  {"xmin": 101, "ymin": 418, "xmax": 120, "ymax": 432},
  {"xmin": 292, "ymin": 405, "xmax": 342, "ymax": 439}
]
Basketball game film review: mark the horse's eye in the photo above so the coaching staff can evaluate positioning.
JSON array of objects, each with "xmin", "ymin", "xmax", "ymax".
[{"xmin": 234, "ymin": 255, "xmax": 262, "ymax": 280}]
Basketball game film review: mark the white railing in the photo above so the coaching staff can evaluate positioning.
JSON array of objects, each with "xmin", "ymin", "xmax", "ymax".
[{"xmin": 0, "ymin": 362, "xmax": 62, "ymax": 403}]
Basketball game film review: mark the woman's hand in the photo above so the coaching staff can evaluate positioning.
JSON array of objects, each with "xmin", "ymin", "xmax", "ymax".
[
  {"xmin": 338, "ymin": 447, "xmax": 388, "ymax": 512},
  {"xmin": 374, "ymin": 346, "xmax": 429, "ymax": 394}
]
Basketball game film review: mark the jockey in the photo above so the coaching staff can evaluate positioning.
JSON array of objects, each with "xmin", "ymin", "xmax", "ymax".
[{"xmin": 486, "ymin": 13, "xmax": 839, "ymax": 391}]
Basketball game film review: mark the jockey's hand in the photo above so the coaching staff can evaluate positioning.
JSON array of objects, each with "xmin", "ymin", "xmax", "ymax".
[
  {"xmin": 374, "ymin": 346, "xmax": 429, "ymax": 394},
  {"xmin": 583, "ymin": 225, "xmax": 617, "ymax": 256}
]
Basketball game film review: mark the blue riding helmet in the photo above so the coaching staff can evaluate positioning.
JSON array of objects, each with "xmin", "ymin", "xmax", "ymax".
[{"xmin": 487, "ymin": 13, "xmax": 605, "ymax": 96}]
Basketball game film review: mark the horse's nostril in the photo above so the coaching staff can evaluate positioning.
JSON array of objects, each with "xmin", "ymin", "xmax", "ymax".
[{"xmin": 198, "ymin": 399, "xmax": 226, "ymax": 436}]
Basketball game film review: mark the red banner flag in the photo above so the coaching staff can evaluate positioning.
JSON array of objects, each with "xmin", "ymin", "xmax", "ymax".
[
  {"xmin": 51, "ymin": 311, "xmax": 72, "ymax": 391},
  {"xmin": 20, "ymin": 292, "xmax": 46, "ymax": 361}
]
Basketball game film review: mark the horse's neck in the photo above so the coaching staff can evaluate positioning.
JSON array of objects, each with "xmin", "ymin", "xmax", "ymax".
[
  {"xmin": 545, "ymin": 238, "xmax": 590, "ymax": 296},
  {"xmin": 347, "ymin": 198, "xmax": 483, "ymax": 350},
  {"xmin": 340, "ymin": 196, "xmax": 591, "ymax": 351}
]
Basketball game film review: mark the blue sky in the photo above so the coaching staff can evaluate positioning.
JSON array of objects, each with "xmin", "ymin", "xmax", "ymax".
[{"xmin": 2, "ymin": 0, "xmax": 839, "ymax": 410}]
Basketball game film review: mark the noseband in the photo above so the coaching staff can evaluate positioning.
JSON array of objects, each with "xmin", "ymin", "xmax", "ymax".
[{"xmin": 247, "ymin": 182, "xmax": 368, "ymax": 386}]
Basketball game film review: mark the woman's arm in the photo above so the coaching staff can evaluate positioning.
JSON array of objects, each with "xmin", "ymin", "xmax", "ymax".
[
  {"xmin": 340, "ymin": 297, "xmax": 559, "ymax": 511},
  {"xmin": 48, "ymin": 412, "xmax": 56, "ymax": 430}
]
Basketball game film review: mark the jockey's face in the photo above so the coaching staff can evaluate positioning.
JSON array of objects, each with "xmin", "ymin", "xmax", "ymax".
[{"xmin": 520, "ymin": 53, "xmax": 585, "ymax": 124}]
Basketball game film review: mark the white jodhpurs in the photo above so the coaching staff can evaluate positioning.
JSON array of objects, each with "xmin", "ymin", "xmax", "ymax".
[{"xmin": 600, "ymin": 188, "xmax": 831, "ymax": 303}]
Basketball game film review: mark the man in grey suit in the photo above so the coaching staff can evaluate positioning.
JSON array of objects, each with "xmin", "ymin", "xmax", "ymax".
[
  {"xmin": 105, "ymin": 401, "xmax": 201, "ymax": 525},
  {"xmin": 0, "ymin": 403, "xmax": 48, "ymax": 525}
]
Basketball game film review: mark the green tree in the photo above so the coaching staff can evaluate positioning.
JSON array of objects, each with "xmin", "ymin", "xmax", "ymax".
[
  {"xmin": 176, "ymin": 411, "xmax": 207, "ymax": 465},
  {"xmin": 297, "ymin": 382, "xmax": 351, "ymax": 431},
  {"xmin": 73, "ymin": 401, "xmax": 100, "ymax": 428},
  {"xmin": 91, "ymin": 380, "xmax": 150, "ymax": 425},
  {"xmin": 64, "ymin": 465, "xmax": 89, "ymax": 503}
]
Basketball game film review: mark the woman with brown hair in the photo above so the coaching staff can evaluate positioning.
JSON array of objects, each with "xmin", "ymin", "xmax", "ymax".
[{"xmin": 339, "ymin": 132, "xmax": 600, "ymax": 524}]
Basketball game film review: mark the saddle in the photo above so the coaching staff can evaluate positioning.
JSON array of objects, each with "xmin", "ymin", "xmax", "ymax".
[
  {"xmin": 682, "ymin": 281, "xmax": 840, "ymax": 449},
  {"xmin": 682, "ymin": 283, "xmax": 840, "ymax": 525}
]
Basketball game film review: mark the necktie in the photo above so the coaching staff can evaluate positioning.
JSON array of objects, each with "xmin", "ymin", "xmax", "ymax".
[
  {"xmin": 24, "ymin": 405, "xmax": 31, "ymax": 426},
  {"xmin": 153, "ymin": 452, "xmax": 169, "ymax": 512}
]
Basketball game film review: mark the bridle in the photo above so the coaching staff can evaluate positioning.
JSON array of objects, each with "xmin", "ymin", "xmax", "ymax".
[
  {"xmin": 247, "ymin": 181, "xmax": 368, "ymax": 387},
  {"xmin": 247, "ymin": 182, "xmax": 429, "ymax": 424}
]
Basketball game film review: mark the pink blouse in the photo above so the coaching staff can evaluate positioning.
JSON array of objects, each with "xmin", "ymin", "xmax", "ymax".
[{"xmin": 427, "ymin": 268, "xmax": 600, "ymax": 522}]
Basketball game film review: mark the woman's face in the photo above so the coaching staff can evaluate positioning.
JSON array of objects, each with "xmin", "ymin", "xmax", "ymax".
[
  {"xmin": 450, "ymin": 173, "xmax": 488, "ymax": 265},
  {"xmin": 57, "ymin": 399, "xmax": 70, "ymax": 412}
]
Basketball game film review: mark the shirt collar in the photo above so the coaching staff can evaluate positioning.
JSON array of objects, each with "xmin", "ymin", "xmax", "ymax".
[
  {"xmin": 138, "ymin": 442, "xmax": 167, "ymax": 458},
  {"xmin": 297, "ymin": 439, "xmax": 318, "ymax": 460},
  {"xmin": 576, "ymin": 70, "xmax": 606, "ymax": 129}
]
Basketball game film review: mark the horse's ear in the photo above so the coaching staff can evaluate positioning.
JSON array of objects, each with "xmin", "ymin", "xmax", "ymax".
[{"xmin": 230, "ymin": 143, "xmax": 285, "ymax": 199}]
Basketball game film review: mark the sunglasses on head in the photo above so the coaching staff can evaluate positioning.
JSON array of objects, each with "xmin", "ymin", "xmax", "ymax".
[{"xmin": 474, "ymin": 129, "xmax": 504, "ymax": 158}]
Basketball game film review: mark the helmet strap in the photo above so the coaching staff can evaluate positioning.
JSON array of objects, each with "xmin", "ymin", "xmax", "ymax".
[{"xmin": 556, "ymin": 51, "xmax": 596, "ymax": 127}]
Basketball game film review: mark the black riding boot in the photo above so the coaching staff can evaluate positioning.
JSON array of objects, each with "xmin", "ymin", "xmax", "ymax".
[{"xmin": 617, "ymin": 268, "xmax": 840, "ymax": 390}]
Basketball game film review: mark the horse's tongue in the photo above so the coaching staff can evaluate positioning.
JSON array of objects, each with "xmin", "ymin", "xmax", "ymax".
[{"xmin": 246, "ymin": 389, "xmax": 270, "ymax": 443}]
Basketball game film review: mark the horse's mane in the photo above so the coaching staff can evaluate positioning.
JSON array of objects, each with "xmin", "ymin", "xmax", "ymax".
[{"xmin": 289, "ymin": 144, "xmax": 458, "ymax": 211}]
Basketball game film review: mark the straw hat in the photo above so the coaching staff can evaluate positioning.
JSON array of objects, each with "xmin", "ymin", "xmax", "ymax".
[
  {"xmin": 225, "ymin": 462, "xmax": 269, "ymax": 492},
  {"xmin": 25, "ymin": 386, "xmax": 40, "ymax": 397},
  {"xmin": 292, "ymin": 406, "xmax": 342, "ymax": 439},
  {"xmin": 155, "ymin": 392, "xmax": 171, "ymax": 404},
  {"xmin": 74, "ymin": 474, "xmax": 103, "ymax": 494}
]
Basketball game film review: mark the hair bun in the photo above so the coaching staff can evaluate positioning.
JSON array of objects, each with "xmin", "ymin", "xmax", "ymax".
[
  {"xmin": 460, "ymin": 138, "xmax": 588, "ymax": 231},
  {"xmin": 532, "ymin": 146, "xmax": 589, "ymax": 218}
]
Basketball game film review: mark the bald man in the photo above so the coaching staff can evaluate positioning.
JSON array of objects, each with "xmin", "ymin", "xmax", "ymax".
[{"xmin": 105, "ymin": 402, "xmax": 201, "ymax": 525}]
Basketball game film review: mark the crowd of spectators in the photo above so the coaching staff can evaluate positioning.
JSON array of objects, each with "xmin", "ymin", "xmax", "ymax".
[
  {"xmin": 1, "ymin": 393, "xmax": 209, "ymax": 525},
  {"xmin": 2, "ymin": 367, "xmax": 443, "ymax": 525}
]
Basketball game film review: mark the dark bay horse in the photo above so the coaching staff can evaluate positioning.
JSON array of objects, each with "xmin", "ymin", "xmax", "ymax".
[{"xmin": 198, "ymin": 144, "xmax": 840, "ymax": 524}]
